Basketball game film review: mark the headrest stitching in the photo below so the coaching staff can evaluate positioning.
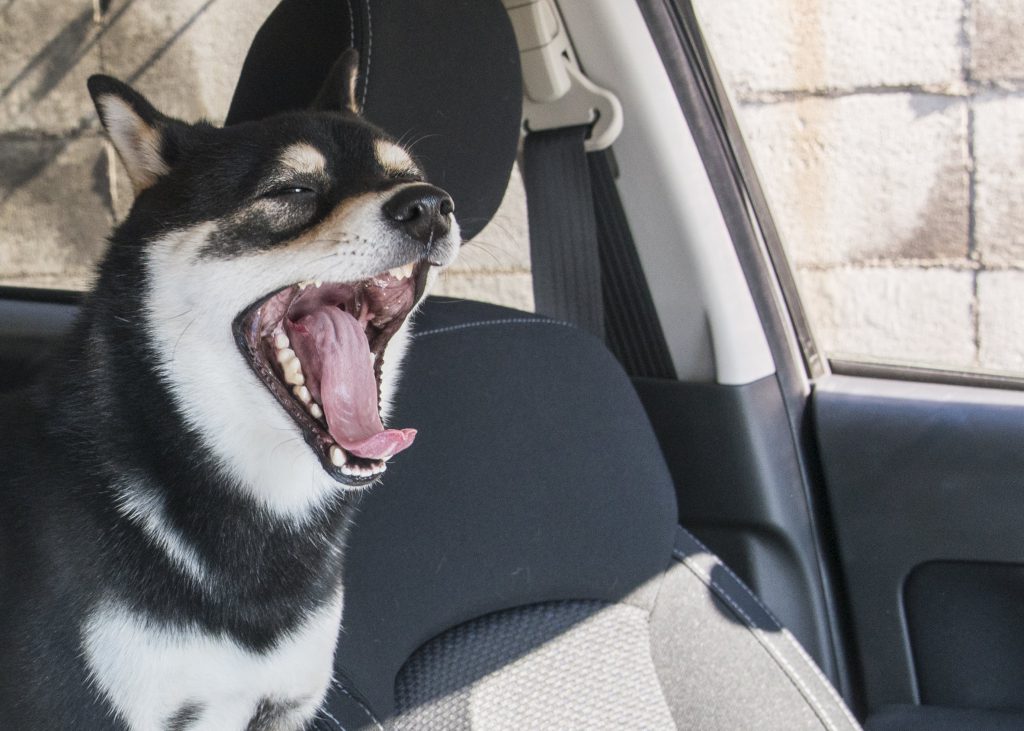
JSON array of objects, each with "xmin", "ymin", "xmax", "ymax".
[
  {"xmin": 344, "ymin": 0, "xmax": 355, "ymax": 48},
  {"xmin": 413, "ymin": 318, "xmax": 578, "ymax": 340},
  {"xmin": 361, "ymin": 0, "xmax": 373, "ymax": 108}
]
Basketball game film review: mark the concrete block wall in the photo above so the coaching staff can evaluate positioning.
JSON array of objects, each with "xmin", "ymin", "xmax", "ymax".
[
  {"xmin": 695, "ymin": 0, "xmax": 1024, "ymax": 374},
  {"xmin": 0, "ymin": 0, "xmax": 533, "ymax": 308}
]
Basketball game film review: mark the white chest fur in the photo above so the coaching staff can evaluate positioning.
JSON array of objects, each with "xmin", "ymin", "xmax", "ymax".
[{"xmin": 82, "ymin": 596, "xmax": 343, "ymax": 730}]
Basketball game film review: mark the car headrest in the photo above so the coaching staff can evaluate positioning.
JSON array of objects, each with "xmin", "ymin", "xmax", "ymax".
[
  {"xmin": 330, "ymin": 299, "xmax": 679, "ymax": 718},
  {"xmin": 226, "ymin": 0, "xmax": 522, "ymax": 241}
]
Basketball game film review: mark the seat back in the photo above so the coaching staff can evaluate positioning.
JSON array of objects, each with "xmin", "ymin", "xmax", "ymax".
[{"xmin": 336, "ymin": 298, "xmax": 678, "ymax": 715}]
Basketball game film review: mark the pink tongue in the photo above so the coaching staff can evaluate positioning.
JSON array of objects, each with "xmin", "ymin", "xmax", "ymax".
[{"xmin": 298, "ymin": 307, "xmax": 416, "ymax": 460}]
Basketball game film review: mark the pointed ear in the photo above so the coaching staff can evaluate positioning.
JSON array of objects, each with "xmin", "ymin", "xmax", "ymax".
[
  {"xmin": 312, "ymin": 48, "xmax": 361, "ymax": 115},
  {"xmin": 88, "ymin": 75, "xmax": 177, "ymax": 194}
]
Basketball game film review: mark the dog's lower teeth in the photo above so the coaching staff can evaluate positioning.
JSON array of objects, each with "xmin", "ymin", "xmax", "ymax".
[
  {"xmin": 293, "ymin": 385, "xmax": 311, "ymax": 404},
  {"xmin": 309, "ymin": 403, "xmax": 323, "ymax": 419},
  {"xmin": 273, "ymin": 332, "xmax": 289, "ymax": 349},
  {"xmin": 330, "ymin": 445, "xmax": 346, "ymax": 467},
  {"xmin": 276, "ymin": 348, "xmax": 296, "ymax": 365}
]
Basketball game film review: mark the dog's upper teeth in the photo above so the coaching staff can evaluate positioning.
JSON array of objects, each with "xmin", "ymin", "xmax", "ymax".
[
  {"xmin": 275, "ymin": 347, "xmax": 306, "ymax": 386},
  {"xmin": 387, "ymin": 263, "xmax": 415, "ymax": 280},
  {"xmin": 274, "ymin": 332, "xmax": 290, "ymax": 349},
  {"xmin": 283, "ymin": 365, "xmax": 304, "ymax": 388},
  {"xmin": 276, "ymin": 347, "xmax": 296, "ymax": 365},
  {"xmin": 293, "ymin": 385, "xmax": 312, "ymax": 404},
  {"xmin": 309, "ymin": 403, "xmax": 323, "ymax": 419}
]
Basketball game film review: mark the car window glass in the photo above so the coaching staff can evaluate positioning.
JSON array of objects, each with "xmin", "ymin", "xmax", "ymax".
[{"xmin": 693, "ymin": 0, "xmax": 1024, "ymax": 378}]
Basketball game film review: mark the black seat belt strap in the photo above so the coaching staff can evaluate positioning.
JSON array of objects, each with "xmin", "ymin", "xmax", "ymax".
[
  {"xmin": 522, "ymin": 125, "xmax": 604, "ymax": 339},
  {"xmin": 590, "ymin": 149, "xmax": 677, "ymax": 379},
  {"xmin": 523, "ymin": 125, "xmax": 677, "ymax": 379}
]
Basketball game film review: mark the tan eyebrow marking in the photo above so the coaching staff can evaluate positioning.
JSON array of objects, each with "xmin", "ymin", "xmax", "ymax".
[
  {"xmin": 374, "ymin": 139, "xmax": 418, "ymax": 175},
  {"xmin": 278, "ymin": 143, "xmax": 327, "ymax": 175}
]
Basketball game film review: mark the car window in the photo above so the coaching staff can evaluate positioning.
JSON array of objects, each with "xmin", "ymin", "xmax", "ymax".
[
  {"xmin": 0, "ymin": 0, "xmax": 532, "ymax": 311},
  {"xmin": 693, "ymin": 0, "xmax": 1024, "ymax": 378}
]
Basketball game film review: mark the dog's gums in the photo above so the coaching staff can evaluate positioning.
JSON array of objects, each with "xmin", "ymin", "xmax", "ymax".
[{"xmin": 234, "ymin": 261, "xmax": 430, "ymax": 486}]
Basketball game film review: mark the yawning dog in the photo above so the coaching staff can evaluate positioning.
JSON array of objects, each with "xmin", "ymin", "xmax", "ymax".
[{"xmin": 0, "ymin": 50, "xmax": 459, "ymax": 730}]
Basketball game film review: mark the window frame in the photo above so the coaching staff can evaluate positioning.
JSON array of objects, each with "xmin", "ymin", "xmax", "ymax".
[{"xmin": 654, "ymin": 0, "xmax": 1024, "ymax": 392}]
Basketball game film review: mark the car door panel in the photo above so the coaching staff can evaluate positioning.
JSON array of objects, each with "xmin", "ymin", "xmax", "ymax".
[{"xmin": 813, "ymin": 375, "xmax": 1024, "ymax": 714}]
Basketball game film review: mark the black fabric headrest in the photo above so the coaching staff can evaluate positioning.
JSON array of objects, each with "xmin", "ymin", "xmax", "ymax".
[{"xmin": 226, "ymin": 0, "xmax": 522, "ymax": 241}]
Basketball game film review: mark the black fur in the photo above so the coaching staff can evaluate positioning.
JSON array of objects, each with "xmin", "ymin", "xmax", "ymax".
[
  {"xmin": 0, "ymin": 74, "xmax": 432, "ymax": 729},
  {"xmin": 166, "ymin": 703, "xmax": 204, "ymax": 731}
]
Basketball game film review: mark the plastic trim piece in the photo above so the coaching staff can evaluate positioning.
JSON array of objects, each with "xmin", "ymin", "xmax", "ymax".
[
  {"xmin": 555, "ymin": 0, "xmax": 775, "ymax": 385},
  {"xmin": 504, "ymin": 0, "xmax": 623, "ymax": 151},
  {"xmin": 830, "ymin": 359, "xmax": 1024, "ymax": 394}
]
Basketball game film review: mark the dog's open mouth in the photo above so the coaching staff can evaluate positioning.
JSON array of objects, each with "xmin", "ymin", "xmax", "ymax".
[{"xmin": 234, "ymin": 262, "xmax": 430, "ymax": 485}]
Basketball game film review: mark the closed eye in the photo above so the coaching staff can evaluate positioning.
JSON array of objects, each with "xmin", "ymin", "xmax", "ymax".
[{"xmin": 265, "ymin": 186, "xmax": 316, "ymax": 198}]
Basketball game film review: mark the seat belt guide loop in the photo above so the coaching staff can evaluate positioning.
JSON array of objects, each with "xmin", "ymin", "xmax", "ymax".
[{"xmin": 502, "ymin": 0, "xmax": 623, "ymax": 151}]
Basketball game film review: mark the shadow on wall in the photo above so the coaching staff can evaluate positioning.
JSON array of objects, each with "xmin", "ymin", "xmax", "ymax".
[{"xmin": 0, "ymin": 0, "xmax": 224, "ymax": 206}]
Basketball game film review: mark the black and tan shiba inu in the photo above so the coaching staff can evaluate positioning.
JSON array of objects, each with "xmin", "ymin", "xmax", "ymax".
[{"xmin": 0, "ymin": 50, "xmax": 459, "ymax": 729}]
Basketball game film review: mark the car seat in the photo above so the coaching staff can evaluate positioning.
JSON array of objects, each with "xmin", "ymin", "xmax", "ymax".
[{"xmin": 235, "ymin": 0, "xmax": 864, "ymax": 728}]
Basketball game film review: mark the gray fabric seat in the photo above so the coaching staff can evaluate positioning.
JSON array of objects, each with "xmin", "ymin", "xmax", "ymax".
[
  {"xmin": 314, "ymin": 299, "xmax": 861, "ymax": 731},
  {"xmin": 390, "ymin": 528, "xmax": 860, "ymax": 731}
]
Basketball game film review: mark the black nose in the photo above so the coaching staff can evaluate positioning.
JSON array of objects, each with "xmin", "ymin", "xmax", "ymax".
[{"xmin": 383, "ymin": 183, "xmax": 455, "ymax": 246}]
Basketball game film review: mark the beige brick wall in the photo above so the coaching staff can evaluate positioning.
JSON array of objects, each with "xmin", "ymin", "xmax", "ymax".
[
  {"xmin": 0, "ymin": 0, "xmax": 532, "ymax": 306},
  {"xmin": 695, "ymin": 0, "xmax": 1024, "ymax": 374}
]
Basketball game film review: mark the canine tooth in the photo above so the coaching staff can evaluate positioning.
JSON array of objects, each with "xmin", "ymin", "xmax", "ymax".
[
  {"xmin": 293, "ymin": 385, "xmax": 311, "ymax": 404},
  {"xmin": 274, "ymin": 333, "xmax": 289, "ymax": 349},
  {"xmin": 330, "ymin": 445, "xmax": 345, "ymax": 467},
  {"xmin": 309, "ymin": 403, "xmax": 323, "ymax": 419},
  {"xmin": 388, "ymin": 263, "xmax": 414, "ymax": 280},
  {"xmin": 276, "ymin": 348, "xmax": 296, "ymax": 365}
]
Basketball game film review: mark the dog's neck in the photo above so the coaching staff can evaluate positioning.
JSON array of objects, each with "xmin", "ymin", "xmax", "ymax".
[{"xmin": 42, "ymin": 266, "xmax": 357, "ymax": 644}]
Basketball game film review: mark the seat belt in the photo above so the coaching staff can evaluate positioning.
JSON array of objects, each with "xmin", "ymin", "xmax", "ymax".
[
  {"xmin": 522, "ymin": 129, "xmax": 677, "ymax": 379},
  {"xmin": 589, "ymin": 149, "xmax": 677, "ymax": 380},
  {"xmin": 512, "ymin": 0, "xmax": 676, "ymax": 378},
  {"xmin": 522, "ymin": 126, "xmax": 603, "ymax": 339}
]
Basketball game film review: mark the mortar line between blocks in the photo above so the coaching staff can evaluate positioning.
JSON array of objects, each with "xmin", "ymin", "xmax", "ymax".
[{"xmin": 962, "ymin": 0, "xmax": 982, "ymax": 365}]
